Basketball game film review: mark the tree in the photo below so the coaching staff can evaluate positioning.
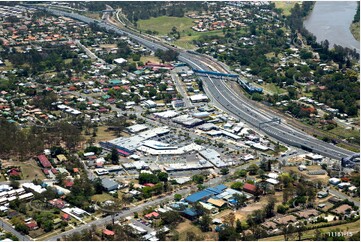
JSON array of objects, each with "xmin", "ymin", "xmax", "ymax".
[
  {"xmin": 264, "ymin": 196, "xmax": 276, "ymax": 218},
  {"xmin": 110, "ymin": 148, "xmax": 119, "ymax": 165},
  {"xmin": 139, "ymin": 173, "xmax": 159, "ymax": 184},
  {"xmin": 235, "ymin": 219, "xmax": 243, "ymax": 233},
  {"xmin": 220, "ymin": 168, "xmax": 229, "ymax": 175},
  {"xmin": 192, "ymin": 174, "xmax": 204, "ymax": 184},
  {"xmin": 248, "ymin": 164, "xmax": 259, "ymax": 175},
  {"xmin": 157, "ymin": 172, "xmax": 168, "ymax": 182},
  {"xmin": 161, "ymin": 211, "xmax": 183, "ymax": 227},
  {"xmin": 277, "ymin": 204, "xmax": 288, "ymax": 214},
  {"xmin": 174, "ymin": 194, "xmax": 182, "ymax": 201},
  {"xmin": 10, "ymin": 179, "xmax": 20, "ymax": 189},
  {"xmin": 186, "ymin": 231, "xmax": 196, "ymax": 241},
  {"xmin": 232, "ymin": 193, "xmax": 247, "ymax": 209},
  {"xmin": 295, "ymin": 222, "xmax": 306, "ymax": 241},
  {"xmin": 230, "ymin": 181, "xmax": 243, "ymax": 191},
  {"xmin": 218, "ymin": 225, "xmax": 241, "ymax": 241},
  {"xmin": 199, "ymin": 213, "xmax": 212, "ymax": 232},
  {"xmin": 224, "ymin": 212, "xmax": 236, "ymax": 227},
  {"xmin": 282, "ymin": 224, "xmax": 295, "ymax": 241}
]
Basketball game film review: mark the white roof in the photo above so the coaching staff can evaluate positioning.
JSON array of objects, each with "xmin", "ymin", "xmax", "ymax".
[
  {"xmin": 266, "ymin": 178, "xmax": 279, "ymax": 185},
  {"xmin": 267, "ymin": 172, "xmax": 279, "ymax": 179},
  {"xmin": 114, "ymin": 58, "xmax": 127, "ymax": 64}
]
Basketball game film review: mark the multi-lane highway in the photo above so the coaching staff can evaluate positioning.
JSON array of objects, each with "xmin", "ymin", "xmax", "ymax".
[{"xmin": 39, "ymin": 7, "xmax": 356, "ymax": 160}]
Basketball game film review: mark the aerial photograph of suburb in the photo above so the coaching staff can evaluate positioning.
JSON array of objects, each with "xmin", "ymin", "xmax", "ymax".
[{"xmin": 0, "ymin": 0, "xmax": 359, "ymax": 241}]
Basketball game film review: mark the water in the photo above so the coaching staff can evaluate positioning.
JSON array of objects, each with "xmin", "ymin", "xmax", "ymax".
[{"xmin": 304, "ymin": 1, "xmax": 360, "ymax": 52}]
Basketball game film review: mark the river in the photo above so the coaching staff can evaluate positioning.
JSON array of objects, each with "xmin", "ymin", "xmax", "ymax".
[{"xmin": 304, "ymin": 1, "xmax": 360, "ymax": 52}]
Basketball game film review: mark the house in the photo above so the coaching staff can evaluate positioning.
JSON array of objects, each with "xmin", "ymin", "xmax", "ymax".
[
  {"xmin": 101, "ymin": 178, "xmax": 119, "ymax": 191},
  {"xmin": 181, "ymin": 208, "xmax": 198, "ymax": 220},
  {"xmin": 207, "ymin": 198, "xmax": 226, "ymax": 208},
  {"xmin": 332, "ymin": 204, "xmax": 353, "ymax": 215},
  {"xmin": 103, "ymin": 229, "xmax": 115, "ymax": 236},
  {"xmin": 199, "ymin": 202, "xmax": 218, "ymax": 214},
  {"xmin": 328, "ymin": 196, "xmax": 341, "ymax": 204},
  {"xmin": 48, "ymin": 198, "xmax": 66, "ymax": 209},
  {"xmin": 62, "ymin": 213, "xmax": 70, "ymax": 221},
  {"xmin": 295, "ymin": 209, "xmax": 319, "ymax": 219},
  {"xmin": 243, "ymin": 183, "xmax": 257, "ymax": 195},
  {"xmin": 329, "ymin": 178, "xmax": 341, "ymax": 185},
  {"xmin": 274, "ymin": 215, "xmax": 297, "ymax": 225},
  {"xmin": 317, "ymin": 191, "xmax": 329, "ymax": 198},
  {"xmin": 56, "ymin": 154, "xmax": 67, "ymax": 162},
  {"xmin": 261, "ymin": 221, "xmax": 277, "ymax": 230},
  {"xmin": 26, "ymin": 221, "xmax": 38, "ymax": 230},
  {"xmin": 64, "ymin": 180, "xmax": 74, "ymax": 188},
  {"xmin": 144, "ymin": 211, "xmax": 160, "ymax": 220},
  {"xmin": 38, "ymin": 154, "xmax": 52, "ymax": 168}
]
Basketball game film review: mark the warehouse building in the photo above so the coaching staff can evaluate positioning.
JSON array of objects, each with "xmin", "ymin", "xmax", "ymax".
[
  {"xmin": 100, "ymin": 126, "xmax": 170, "ymax": 155},
  {"xmin": 199, "ymin": 149, "xmax": 228, "ymax": 168}
]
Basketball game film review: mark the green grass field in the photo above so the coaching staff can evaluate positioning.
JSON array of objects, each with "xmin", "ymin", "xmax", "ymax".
[
  {"xmin": 19, "ymin": 160, "xmax": 46, "ymax": 180},
  {"xmin": 137, "ymin": 16, "xmax": 224, "ymax": 49},
  {"xmin": 263, "ymin": 83, "xmax": 288, "ymax": 95},
  {"xmin": 275, "ymin": 1, "xmax": 300, "ymax": 16}
]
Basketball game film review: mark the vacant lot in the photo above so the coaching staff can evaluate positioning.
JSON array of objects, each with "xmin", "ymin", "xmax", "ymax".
[
  {"xmin": 283, "ymin": 165, "xmax": 329, "ymax": 184},
  {"xmin": 83, "ymin": 126, "xmax": 119, "ymax": 143},
  {"xmin": 17, "ymin": 160, "xmax": 46, "ymax": 180},
  {"xmin": 176, "ymin": 220, "xmax": 217, "ymax": 241},
  {"xmin": 137, "ymin": 16, "xmax": 224, "ymax": 49},
  {"xmin": 138, "ymin": 16, "xmax": 194, "ymax": 35}
]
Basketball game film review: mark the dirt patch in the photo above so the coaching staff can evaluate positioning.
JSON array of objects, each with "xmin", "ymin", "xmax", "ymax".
[{"xmin": 176, "ymin": 220, "xmax": 217, "ymax": 241}]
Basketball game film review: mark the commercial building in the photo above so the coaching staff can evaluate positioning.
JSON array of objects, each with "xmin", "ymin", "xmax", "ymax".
[
  {"xmin": 189, "ymin": 94, "xmax": 209, "ymax": 103},
  {"xmin": 172, "ymin": 115, "xmax": 204, "ymax": 128},
  {"xmin": 126, "ymin": 124, "xmax": 148, "ymax": 134},
  {"xmin": 101, "ymin": 178, "xmax": 119, "ymax": 191},
  {"xmin": 185, "ymin": 184, "xmax": 227, "ymax": 203},
  {"xmin": 100, "ymin": 126, "xmax": 170, "ymax": 155},
  {"xmin": 199, "ymin": 149, "xmax": 228, "ymax": 168}
]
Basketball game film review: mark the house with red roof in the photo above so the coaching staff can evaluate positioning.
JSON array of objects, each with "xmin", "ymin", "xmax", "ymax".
[
  {"xmin": 64, "ymin": 180, "xmax": 74, "ymax": 188},
  {"xmin": 243, "ymin": 183, "xmax": 257, "ymax": 195},
  {"xmin": 103, "ymin": 229, "xmax": 115, "ymax": 236},
  {"xmin": 144, "ymin": 211, "xmax": 159, "ymax": 220},
  {"xmin": 49, "ymin": 199, "xmax": 66, "ymax": 209},
  {"xmin": 38, "ymin": 154, "xmax": 52, "ymax": 168},
  {"xmin": 144, "ymin": 183, "xmax": 155, "ymax": 187},
  {"xmin": 8, "ymin": 168, "xmax": 21, "ymax": 177},
  {"xmin": 26, "ymin": 221, "xmax": 38, "ymax": 230},
  {"xmin": 62, "ymin": 213, "xmax": 70, "ymax": 221}
]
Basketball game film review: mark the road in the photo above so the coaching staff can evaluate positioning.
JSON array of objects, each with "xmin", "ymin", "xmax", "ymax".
[
  {"xmin": 0, "ymin": 218, "xmax": 32, "ymax": 241},
  {"xmin": 170, "ymin": 69, "xmax": 193, "ymax": 108},
  {"xmin": 38, "ymin": 7, "xmax": 358, "ymax": 161},
  {"xmin": 45, "ymin": 174, "xmax": 225, "ymax": 241},
  {"xmin": 329, "ymin": 188, "xmax": 359, "ymax": 207},
  {"xmin": 74, "ymin": 39, "xmax": 105, "ymax": 64}
]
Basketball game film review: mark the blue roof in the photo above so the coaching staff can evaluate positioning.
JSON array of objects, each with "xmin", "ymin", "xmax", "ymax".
[
  {"xmin": 185, "ymin": 184, "xmax": 227, "ymax": 203},
  {"xmin": 182, "ymin": 208, "xmax": 198, "ymax": 217},
  {"xmin": 205, "ymin": 184, "xmax": 227, "ymax": 194},
  {"xmin": 185, "ymin": 190, "xmax": 214, "ymax": 203}
]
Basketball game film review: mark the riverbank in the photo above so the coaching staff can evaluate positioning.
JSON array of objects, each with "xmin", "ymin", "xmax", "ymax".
[
  {"xmin": 350, "ymin": 22, "xmax": 360, "ymax": 41},
  {"xmin": 304, "ymin": 1, "xmax": 359, "ymax": 52}
]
